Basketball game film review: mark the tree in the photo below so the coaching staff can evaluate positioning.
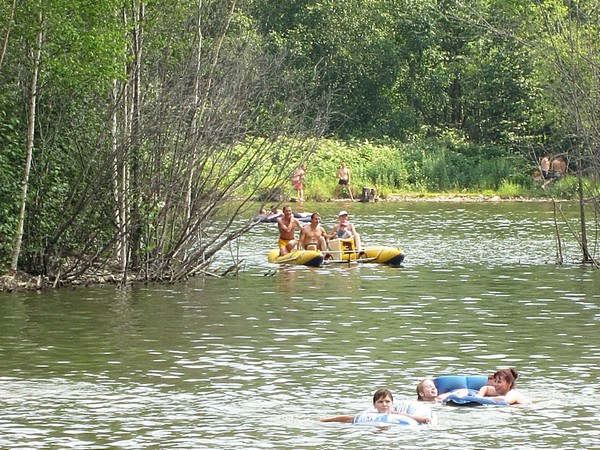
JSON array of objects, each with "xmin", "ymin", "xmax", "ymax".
[
  {"xmin": 1, "ymin": 0, "xmax": 328, "ymax": 284},
  {"xmin": 530, "ymin": 0, "xmax": 600, "ymax": 265},
  {"xmin": 455, "ymin": 0, "xmax": 600, "ymax": 265},
  {"xmin": 10, "ymin": 6, "xmax": 42, "ymax": 271}
]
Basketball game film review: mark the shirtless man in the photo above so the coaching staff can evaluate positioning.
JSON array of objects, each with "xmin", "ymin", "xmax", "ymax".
[
  {"xmin": 299, "ymin": 212, "xmax": 328, "ymax": 251},
  {"xmin": 278, "ymin": 205, "xmax": 302, "ymax": 256},
  {"xmin": 544, "ymin": 155, "xmax": 567, "ymax": 187},
  {"xmin": 334, "ymin": 162, "xmax": 354, "ymax": 200},
  {"xmin": 540, "ymin": 154, "xmax": 551, "ymax": 181},
  {"xmin": 551, "ymin": 156, "xmax": 567, "ymax": 178},
  {"xmin": 329, "ymin": 210, "xmax": 362, "ymax": 251}
]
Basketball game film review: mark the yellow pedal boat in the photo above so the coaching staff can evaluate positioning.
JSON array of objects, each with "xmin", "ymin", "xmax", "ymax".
[
  {"xmin": 267, "ymin": 249, "xmax": 325, "ymax": 267},
  {"xmin": 324, "ymin": 238, "xmax": 405, "ymax": 267}
]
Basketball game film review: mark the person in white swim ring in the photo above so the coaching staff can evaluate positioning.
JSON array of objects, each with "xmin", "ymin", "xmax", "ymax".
[{"xmin": 320, "ymin": 388, "xmax": 431, "ymax": 424}]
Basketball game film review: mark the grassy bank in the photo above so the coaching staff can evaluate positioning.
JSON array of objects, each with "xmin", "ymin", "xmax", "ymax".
[{"xmin": 292, "ymin": 138, "xmax": 581, "ymax": 202}]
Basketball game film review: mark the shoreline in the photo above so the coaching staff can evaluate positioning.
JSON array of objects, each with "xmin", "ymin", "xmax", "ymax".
[
  {"xmin": 381, "ymin": 193, "xmax": 559, "ymax": 203},
  {"xmin": 0, "ymin": 194, "xmax": 571, "ymax": 292}
]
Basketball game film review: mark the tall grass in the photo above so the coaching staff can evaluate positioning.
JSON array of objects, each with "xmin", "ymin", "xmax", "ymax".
[{"xmin": 263, "ymin": 137, "xmax": 541, "ymax": 200}]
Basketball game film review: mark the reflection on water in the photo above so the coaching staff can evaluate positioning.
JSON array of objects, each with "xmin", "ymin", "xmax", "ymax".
[{"xmin": 1, "ymin": 202, "xmax": 599, "ymax": 449}]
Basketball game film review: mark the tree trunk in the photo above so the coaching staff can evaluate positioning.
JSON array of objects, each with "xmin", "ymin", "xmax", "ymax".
[
  {"xmin": 577, "ymin": 175, "xmax": 593, "ymax": 264},
  {"xmin": 11, "ymin": 11, "xmax": 43, "ymax": 271},
  {"xmin": 129, "ymin": 0, "xmax": 144, "ymax": 269},
  {"xmin": 112, "ymin": 77, "xmax": 128, "ymax": 280},
  {"xmin": 0, "ymin": 0, "xmax": 16, "ymax": 70}
]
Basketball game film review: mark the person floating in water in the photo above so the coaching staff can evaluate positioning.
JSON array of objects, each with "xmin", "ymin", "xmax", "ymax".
[
  {"xmin": 476, "ymin": 368, "xmax": 530, "ymax": 405},
  {"xmin": 320, "ymin": 388, "xmax": 432, "ymax": 424}
]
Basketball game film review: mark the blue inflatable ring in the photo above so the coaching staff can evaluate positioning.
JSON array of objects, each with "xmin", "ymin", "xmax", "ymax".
[
  {"xmin": 434, "ymin": 375, "xmax": 509, "ymax": 406},
  {"xmin": 352, "ymin": 412, "xmax": 420, "ymax": 426}
]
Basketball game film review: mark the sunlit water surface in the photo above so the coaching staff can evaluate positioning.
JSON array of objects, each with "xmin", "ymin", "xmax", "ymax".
[{"xmin": 1, "ymin": 201, "xmax": 599, "ymax": 449}]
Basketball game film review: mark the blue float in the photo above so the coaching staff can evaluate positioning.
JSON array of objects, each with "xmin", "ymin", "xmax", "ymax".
[
  {"xmin": 351, "ymin": 412, "xmax": 420, "ymax": 426},
  {"xmin": 434, "ymin": 375, "xmax": 509, "ymax": 406}
]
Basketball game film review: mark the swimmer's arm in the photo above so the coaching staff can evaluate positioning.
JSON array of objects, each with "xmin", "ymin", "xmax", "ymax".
[
  {"xmin": 435, "ymin": 392, "xmax": 451, "ymax": 401},
  {"xmin": 437, "ymin": 388, "xmax": 468, "ymax": 401},
  {"xmin": 320, "ymin": 415, "xmax": 354, "ymax": 423},
  {"xmin": 475, "ymin": 386, "xmax": 489, "ymax": 397}
]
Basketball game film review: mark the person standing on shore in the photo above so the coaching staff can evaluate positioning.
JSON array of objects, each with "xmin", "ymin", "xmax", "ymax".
[
  {"xmin": 540, "ymin": 154, "xmax": 551, "ymax": 181},
  {"xmin": 334, "ymin": 162, "xmax": 354, "ymax": 200},
  {"xmin": 291, "ymin": 164, "xmax": 306, "ymax": 202},
  {"xmin": 551, "ymin": 156, "xmax": 567, "ymax": 179}
]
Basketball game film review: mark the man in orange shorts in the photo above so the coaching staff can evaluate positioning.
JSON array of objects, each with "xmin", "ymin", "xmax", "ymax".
[{"xmin": 278, "ymin": 205, "xmax": 303, "ymax": 255}]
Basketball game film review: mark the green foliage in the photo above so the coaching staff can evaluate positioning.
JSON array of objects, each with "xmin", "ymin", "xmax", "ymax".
[
  {"xmin": 496, "ymin": 180, "xmax": 525, "ymax": 197},
  {"xmin": 0, "ymin": 102, "xmax": 21, "ymax": 269},
  {"xmin": 299, "ymin": 137, "xmax": 532, "ymax": 199},
  {"xmin": 247, "ymin": 0, "xmax": 547, "ymax": 146},
  {"xmin": 543, "ymin": 176, "xmax": 579, "ymax": 199},
  {"xmin": 1, "ymin": 0, "xmax": 598, "ymax": 278}
]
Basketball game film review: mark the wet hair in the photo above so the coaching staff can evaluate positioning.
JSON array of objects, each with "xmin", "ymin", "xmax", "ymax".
[
  {"xmin": 493, "ymin": 368, "xmax": 518, "ymax": 390},
  {"xmin": 311, "ymin": 212, "xmax": 320, "ymax": 219},
  {"xmin": 416, "ymin": 379, "xmax": 432, "ymax": 401},
  {"xmin": 373, "ymin": 388, "xmax": 393, "ymax": 404}
]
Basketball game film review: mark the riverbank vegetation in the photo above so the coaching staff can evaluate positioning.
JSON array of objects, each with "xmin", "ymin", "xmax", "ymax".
[
  {"xmin": 294, "ymin": 137, "xmax": 539, "ymax": 202},
  {"xmin": 1, "ymin": 0, "xmax": 599, "ymax": 288}
]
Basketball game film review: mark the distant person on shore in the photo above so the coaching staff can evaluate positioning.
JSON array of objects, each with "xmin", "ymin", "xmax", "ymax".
[
  {"xmin": 299, "ymin": 212, "xmax": 328, "ymax": 251},
  {"xmin": 334, "ymin": 162, "xmax": 354, "ymax": 200},
  {"xmin": 320, "ymin": 388, "xmax": 432, "ymax": 424},
  {"xmin": 277, "ymin": 206, "xmax": 302, "ymax": 256},
  {"xmin": 544, "ymin": 155, "xmax": 567, "ymax": 188},
  {"xmin": 551, "ymin": 156, "xmax": 567, "ymax": 179},
  {"xmin": 291, "ymin": 164, "xmax": 306, "ymax": 202},
  {"xmin": 540, "ymin": 154, "xmax": 551, "ymax": 181},
  {"xmin": 329, "ymin": 210, "xmax": 362, "ymax": 251}
]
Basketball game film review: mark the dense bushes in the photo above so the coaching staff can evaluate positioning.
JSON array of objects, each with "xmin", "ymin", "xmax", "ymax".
[{"xmin": 299, "ymin": 138, "xmax": 532, "ymax": 199}]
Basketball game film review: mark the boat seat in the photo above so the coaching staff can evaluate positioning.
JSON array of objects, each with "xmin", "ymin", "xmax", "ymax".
[{"xmin": 328, "ymin": 238, "xmax": 355, "ymax": 253}]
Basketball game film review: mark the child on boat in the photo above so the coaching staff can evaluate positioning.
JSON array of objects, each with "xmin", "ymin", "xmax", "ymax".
[{"xmin": 337, "ymin": 221, "xmax": 353, "ymax": 239}]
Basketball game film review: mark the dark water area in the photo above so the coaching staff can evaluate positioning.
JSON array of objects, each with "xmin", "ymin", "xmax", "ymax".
[{"xmin": 1, "ymin": 201, "xmax": 599, "ymax": 449}]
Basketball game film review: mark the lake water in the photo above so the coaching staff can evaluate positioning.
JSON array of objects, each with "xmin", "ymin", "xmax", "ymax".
[{"xmin": 1, "ymin": 201, "xmax": 599, "ymax": 449}]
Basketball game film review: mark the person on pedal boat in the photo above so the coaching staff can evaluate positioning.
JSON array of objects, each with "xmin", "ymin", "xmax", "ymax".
[
  {"xmin": 299, "ymin": 212, "xmax": 328, "ymax": 251},
  {"xmin": 328, "ymin": 210, "xmax": 362, "ymax": 251},
  {"xmin": 278, "ymin": 206, "xmax": 302, "ymax": 256}
]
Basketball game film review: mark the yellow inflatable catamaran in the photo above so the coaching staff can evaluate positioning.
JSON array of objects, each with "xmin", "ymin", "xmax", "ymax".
[
  {"xmin": 324, "ymin": 238, "xmax": 405, "ymax": 266},
  {"xmin": 267, "ymin": 238, "xmax": 404, "ymax": 267},
  {"xmin": 267, "ymin": 249, "xmax": 325, "ymax": 267}
]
